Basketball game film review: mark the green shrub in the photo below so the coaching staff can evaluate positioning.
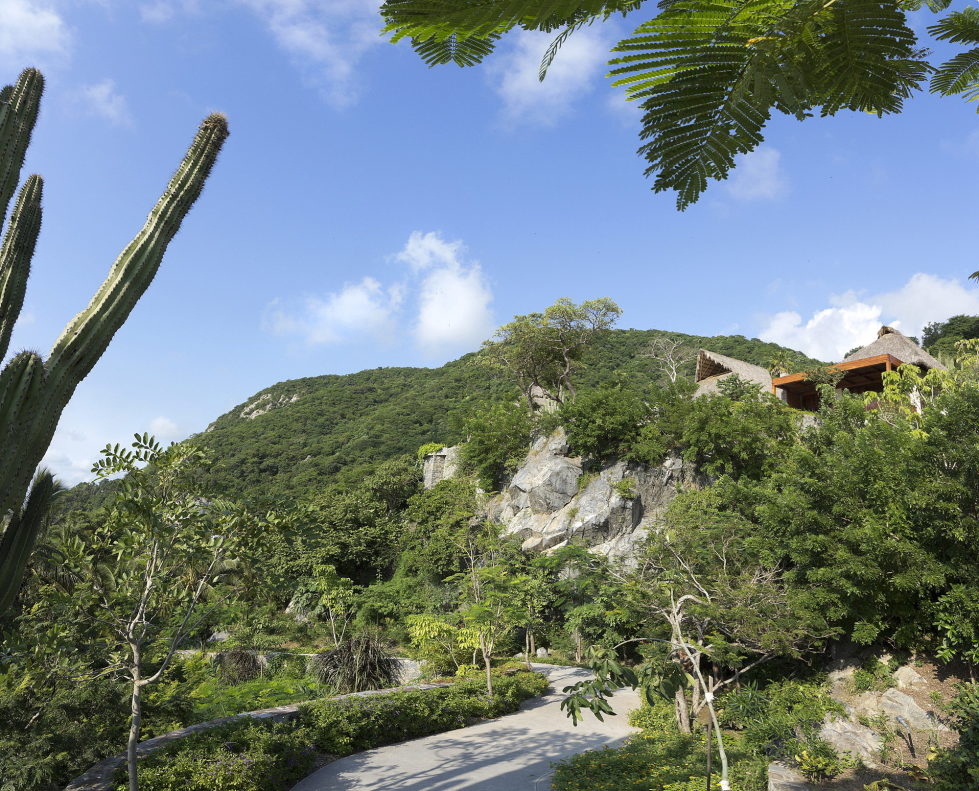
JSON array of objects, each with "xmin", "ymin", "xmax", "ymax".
[
  {"xmin": 612, "ymin": 478, "xmax": 638, "ymax": 499},
  {"xmin": 125, "ymin": 672, "xmax": 546, "ymax": 791},
  {"xmin": 417, "ymin": 442, "xmax": 445, "ymax": 461},
  {"xmin": 122, "ymin": 721, "xmax": 315, "ymax": 791},
  {"xmin": 929, "ymin": 682, "xmax": 979, "ymax": 791},
  {"xmin": 793, "ymin": 738, "xmax": 854, "ymax": 782},
  {"xmin": 852, "ymin": 657, "xmax": 896, "ymax": 692},
  {"xmin": 734, "ymin": 678, "xmax": 844, "ymax": 761},
  {"xmin": 628, "ymin": 699, "xmax": 676, "ymax": 732},
  {"xmin": 299, "ymin": 671, "xmax": 547, "ymax": 755}
]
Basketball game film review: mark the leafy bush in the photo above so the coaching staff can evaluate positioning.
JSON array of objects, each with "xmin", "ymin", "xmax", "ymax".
[
  {"xmin": 793, "ymin": 738, "xmax": 854, "ymax": 781},
  {"xmin": 717, "ymin": 682, "xmax": 768, "ymax": 729},
  {"xmin": 733, "ymin": 678, "xmax": 844, "ymax": 760},
  {"xmin": 306, "ymin": 636, "xmax": 401, "ymax": 694},
  {"xmin": 417, "ymin": 442, "xmax": 444, "ymax": 460},
  {"xmin": 120, "ymin": 721, "xmax": 315, "ymax": 791},
  {"xmin": 460, "ymin": 401, "xmax": 537, "ymax": 490},
  {"xmin": 929, "ymin": 682, "xmax": 979, "ymax": 791},
  {"xmin": 852, "ymin": 657, "xmax": 896, "ymax": 692},
  {"xmin": 552, "ymin": 726, "xmax": 766, "ymax": 791},
  {"xmin": 299, "ymin": 671, "xmax": 547, "ymax": 756},
  {"xmin": 125, "ymin": 671, "xmax": 546, "ymax": 791},
  {"xmin": 628, "ymin": 698, "xmax": 676, "ymax": 732}
]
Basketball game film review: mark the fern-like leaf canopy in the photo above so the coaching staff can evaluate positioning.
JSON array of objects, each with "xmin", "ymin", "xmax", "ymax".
[{"xmin": 929, "ymin": 7, "xmax": 979, "ymax": 106}]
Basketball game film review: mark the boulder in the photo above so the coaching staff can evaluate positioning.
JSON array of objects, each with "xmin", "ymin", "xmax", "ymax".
[
  {"xmin": 893, "ymin": 665, "xmax": 927, "ymax": 691},
  {"xmin": 819, "ymin": 714, "xmax": 882, "ymax": 766},
  {"xmin": 879, "ymin": 689, "xmax": 948, "ymax": 732},
  {"xmin": 768, "ymin": 762, "xmax": 811, "ymax": 791}
]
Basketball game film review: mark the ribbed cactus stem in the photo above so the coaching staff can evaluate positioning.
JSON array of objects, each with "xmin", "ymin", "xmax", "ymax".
[
  {"xmin": 0, "ymin": 469, "xmax": 59, "ymax": 613},
  {"xmin": 0, "ymin": 69, "xmax": 229, "ymax": 615},
  {"xmin": 0, "ymin": 69, "xmax": 42, "ymax": 225},
  {"xmin": 0, "ymin": 174, "xmax": 42, "ymax": 359}
]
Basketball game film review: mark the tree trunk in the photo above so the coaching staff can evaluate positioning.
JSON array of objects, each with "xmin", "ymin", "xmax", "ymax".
[
  {"xmin": 674, "ymin": 687, "xmax": 692, "ymax": 734},
  {"xmin": 481, "ymin": 636, "xmax": 494, "ymax": 698},
  {"xmin": 127, "ymin": 647, "xmax": 143, "ymax": 791},
  {"xmin": 573, "ymin": 630, "xmax": 583, "ymax": 664},
  {"xmin": 524, "ymin": 630, "xmax": 533, "ymax": 670}
]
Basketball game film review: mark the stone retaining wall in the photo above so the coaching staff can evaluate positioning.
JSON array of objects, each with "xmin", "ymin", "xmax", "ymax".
[{"xmin": 64, "ymin": 682, "xmax": 448, "ymax": 791}]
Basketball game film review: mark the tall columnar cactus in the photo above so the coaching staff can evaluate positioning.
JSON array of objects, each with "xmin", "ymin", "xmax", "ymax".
[{"xmin": 0, "ymin": 68, "xmax": 230, "ymax": 614}]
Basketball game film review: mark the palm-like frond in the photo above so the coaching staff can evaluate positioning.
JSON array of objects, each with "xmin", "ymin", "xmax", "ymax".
[
  {"xmin": 929, "ymin": 8, "xmax": 979, "ymax": 105},
  {"xmin": 411, "ymin": 31, "xmax": 502, "ymax": 66},
  {"xmin": 610, "ymin": 0, "xmax": 926, "ymax": 208},
  {"xmin": 382, "ymin": 0, "xmax": 641, "ymax": 40}
]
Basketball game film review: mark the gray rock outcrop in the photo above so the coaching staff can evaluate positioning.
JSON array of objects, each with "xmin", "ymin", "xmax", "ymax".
[
  {"xmin": 768, "ymin": 762, "xmax": 811, "ymax": 791},
  {"xmin": 484, "ymin": 429, "xmax": 701, "ymax": 558},
  {"xmin": 423, "ymin": 446, "xmax": 461, "ymax": 489},
  {"xmin": 819, "ymin": 713, "xmax": 882, "ymax": 766}
]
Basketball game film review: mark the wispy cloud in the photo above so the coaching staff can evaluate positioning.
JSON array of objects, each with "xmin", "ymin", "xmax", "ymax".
[
  {"xmin": 486, "ymin": 27, "xmax": 609, "ymax": 126},
  {"xmin": 265, "ymin": 230, "xmax": 495, "ymax": 357},
  {"xmin": 235, "ymin": 0, "xmax": 383, "ymax": 107},
  {"xmin": 140, "ymin": 0, "xmax": 201, "ymax": 24},
  {"xmin": 760, "ymin": 273, "xmax": 979, "ymax": 360},
  {"xmin": 264, "ymin": 276, "xmax": 403, "ymax": 345},
  {"xmin": 0, "ymin": 0, "xmax": 71, "ymax": 70},
  {"xmin": 725, "ymin": 146, "xmax": 788, "ymax": 201},
  {"xmin": 79, "ymin": 79, "xmax": 132, "ymax": 126}
]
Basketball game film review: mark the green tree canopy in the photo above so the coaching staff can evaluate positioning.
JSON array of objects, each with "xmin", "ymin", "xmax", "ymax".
[{"xmin": 382, "ymin": 0, "xmax": 979, "ymax": 209}]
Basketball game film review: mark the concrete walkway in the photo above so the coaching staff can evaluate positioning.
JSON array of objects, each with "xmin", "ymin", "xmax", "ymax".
[{"xmin": 290, "ymin": 664, "xmax": 640, "ymax": 791}]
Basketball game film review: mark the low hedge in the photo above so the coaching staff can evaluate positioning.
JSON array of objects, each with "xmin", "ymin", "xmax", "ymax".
[{"xmin": 117, "ymin": 671, "xmax": 548, "ymax": 791}]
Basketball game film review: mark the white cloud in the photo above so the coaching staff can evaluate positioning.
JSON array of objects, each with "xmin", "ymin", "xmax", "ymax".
[
  {"xmin": 411, "ymin": 242, "xmax": 494, "ymax": 355},
  {"xmin": 487, "ymin": 27, "xmax": 609, "ymax": 125},
  {"xmin": 266, "ymin": 231, "xmax": 495, "ymax": 356},
  {"xmin": 265, "ymin": 276, "xmax": 402, "ymax": 345},
  {"xmin": 0, "ymin": 0, "xmax": 70, "ymax": 69},
  {"xmin": 395, "ymin": 230, "xmax": 463, "ymax": 272},
  {"xmin": 235, "ymin": 0, "xmax": 383, "ymax": 106},
  {"xmin": 79, "ymin": 79, "xmax": 132, "ymax": 126},
  {"xmin": 725, "ymin": 146, "xmax": 788, "ymax": 201},
  {"xmin": 760, "ymin": 273, "xmax": 979, "ymax": 360},
  {"xmin": 149, "ymin": 415, "xmax": 179, "ymax": 440}
]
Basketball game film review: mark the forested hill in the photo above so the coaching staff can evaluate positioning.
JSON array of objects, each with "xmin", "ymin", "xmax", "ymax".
[
  {"xmin": 60, "ymin": 329, "xmax": 820, "ymax": 510},
  {"xmin": 171, "ymin": 328, "xmax": 817, "ymax": 504}
]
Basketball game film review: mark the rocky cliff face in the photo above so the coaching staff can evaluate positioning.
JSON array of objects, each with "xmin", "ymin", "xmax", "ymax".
[{"xmin": 483, "ymin": 429, "xmax": 702, "ymax": 558}]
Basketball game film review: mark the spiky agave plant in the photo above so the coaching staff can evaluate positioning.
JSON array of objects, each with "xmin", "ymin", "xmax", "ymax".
[
  {"xmin": 308, "ymin": 636, "xmax": 402, "ymax": 694},
  {"xmin": 0, "ymin": 68, "xmax": 230, "ymax": 615}
]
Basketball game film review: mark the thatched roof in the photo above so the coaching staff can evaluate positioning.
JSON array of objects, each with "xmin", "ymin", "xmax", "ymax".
[
  {"xmin": 694, "ymin": 349, "xmax": 772, "ymax": 396},
  {"xmin": 843, "ymin": 326, "xmax": 945, "ymax": 370}
]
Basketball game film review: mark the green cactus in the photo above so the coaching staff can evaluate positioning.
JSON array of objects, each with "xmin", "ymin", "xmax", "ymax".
[{"xmin": 0, "ymin": 67, "xmax": 230, "ymax": 614}]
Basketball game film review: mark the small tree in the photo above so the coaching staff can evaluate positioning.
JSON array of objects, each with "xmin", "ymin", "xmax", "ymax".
[
  {"xmin": 642, "ymin": 336, "xmax": 695, "ymax": 384},
  {"xmin": 41, "ymin": 436, "xmax": 261, "ymax": 791},
  {"xmin": 478, "ymin": 297, "xmax": 620, "ymax": 408}
]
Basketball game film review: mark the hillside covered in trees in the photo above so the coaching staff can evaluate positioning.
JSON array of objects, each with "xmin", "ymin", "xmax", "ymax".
[{"xmin": 149, "ymin": 329, "xmax": 821, "ymax": 505}]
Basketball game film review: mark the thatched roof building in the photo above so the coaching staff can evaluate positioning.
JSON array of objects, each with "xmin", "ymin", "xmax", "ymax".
[
  {"xmin": 694, "ymin": 349, "xmax": 771, "ymax": 397},
  {"xmin": 695, "ymin": 326, "xmax": 942, "ymax": 410},
  {"xmin": 843, "ymin": 325, "xmax": 945, "ymax": 371}
]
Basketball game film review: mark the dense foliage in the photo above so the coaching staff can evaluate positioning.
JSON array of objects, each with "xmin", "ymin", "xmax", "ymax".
[{"xmin": 121, "ymin": 672, "xmax": 547, "ymax": 791}]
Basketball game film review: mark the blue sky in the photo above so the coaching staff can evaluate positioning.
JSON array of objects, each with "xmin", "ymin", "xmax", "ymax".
[{"xmin": 2, "ymin": 0, "xmax": 979, "ymax": 485}]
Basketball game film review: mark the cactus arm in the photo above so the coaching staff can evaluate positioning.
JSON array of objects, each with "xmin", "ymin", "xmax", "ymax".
[
  {"xmin": 0, "ymin": 352, "xmax": 45, "ymax": 516},
  {"xmin": 46, "ymin": 114, "xmax": 229, "ymax": 383},
  {"xmin": 0, "ymin": 175, "xmax": 42, "ymax": 359},
  {"xmin": 0, "ymin": 69, "xmax": 42, "ymax": 225},
  {"xmin": 0, "ymin": 114, "xmax": 229, "ymax": 526},
  {"xmin": 0, "ymin": 468, "xmax": 59, "ymax": 613}
]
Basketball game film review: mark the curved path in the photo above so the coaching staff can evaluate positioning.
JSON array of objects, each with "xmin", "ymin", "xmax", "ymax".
[{"xmin": 290, "ymin": 664, "xmax": 640, "ymax": 791}]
